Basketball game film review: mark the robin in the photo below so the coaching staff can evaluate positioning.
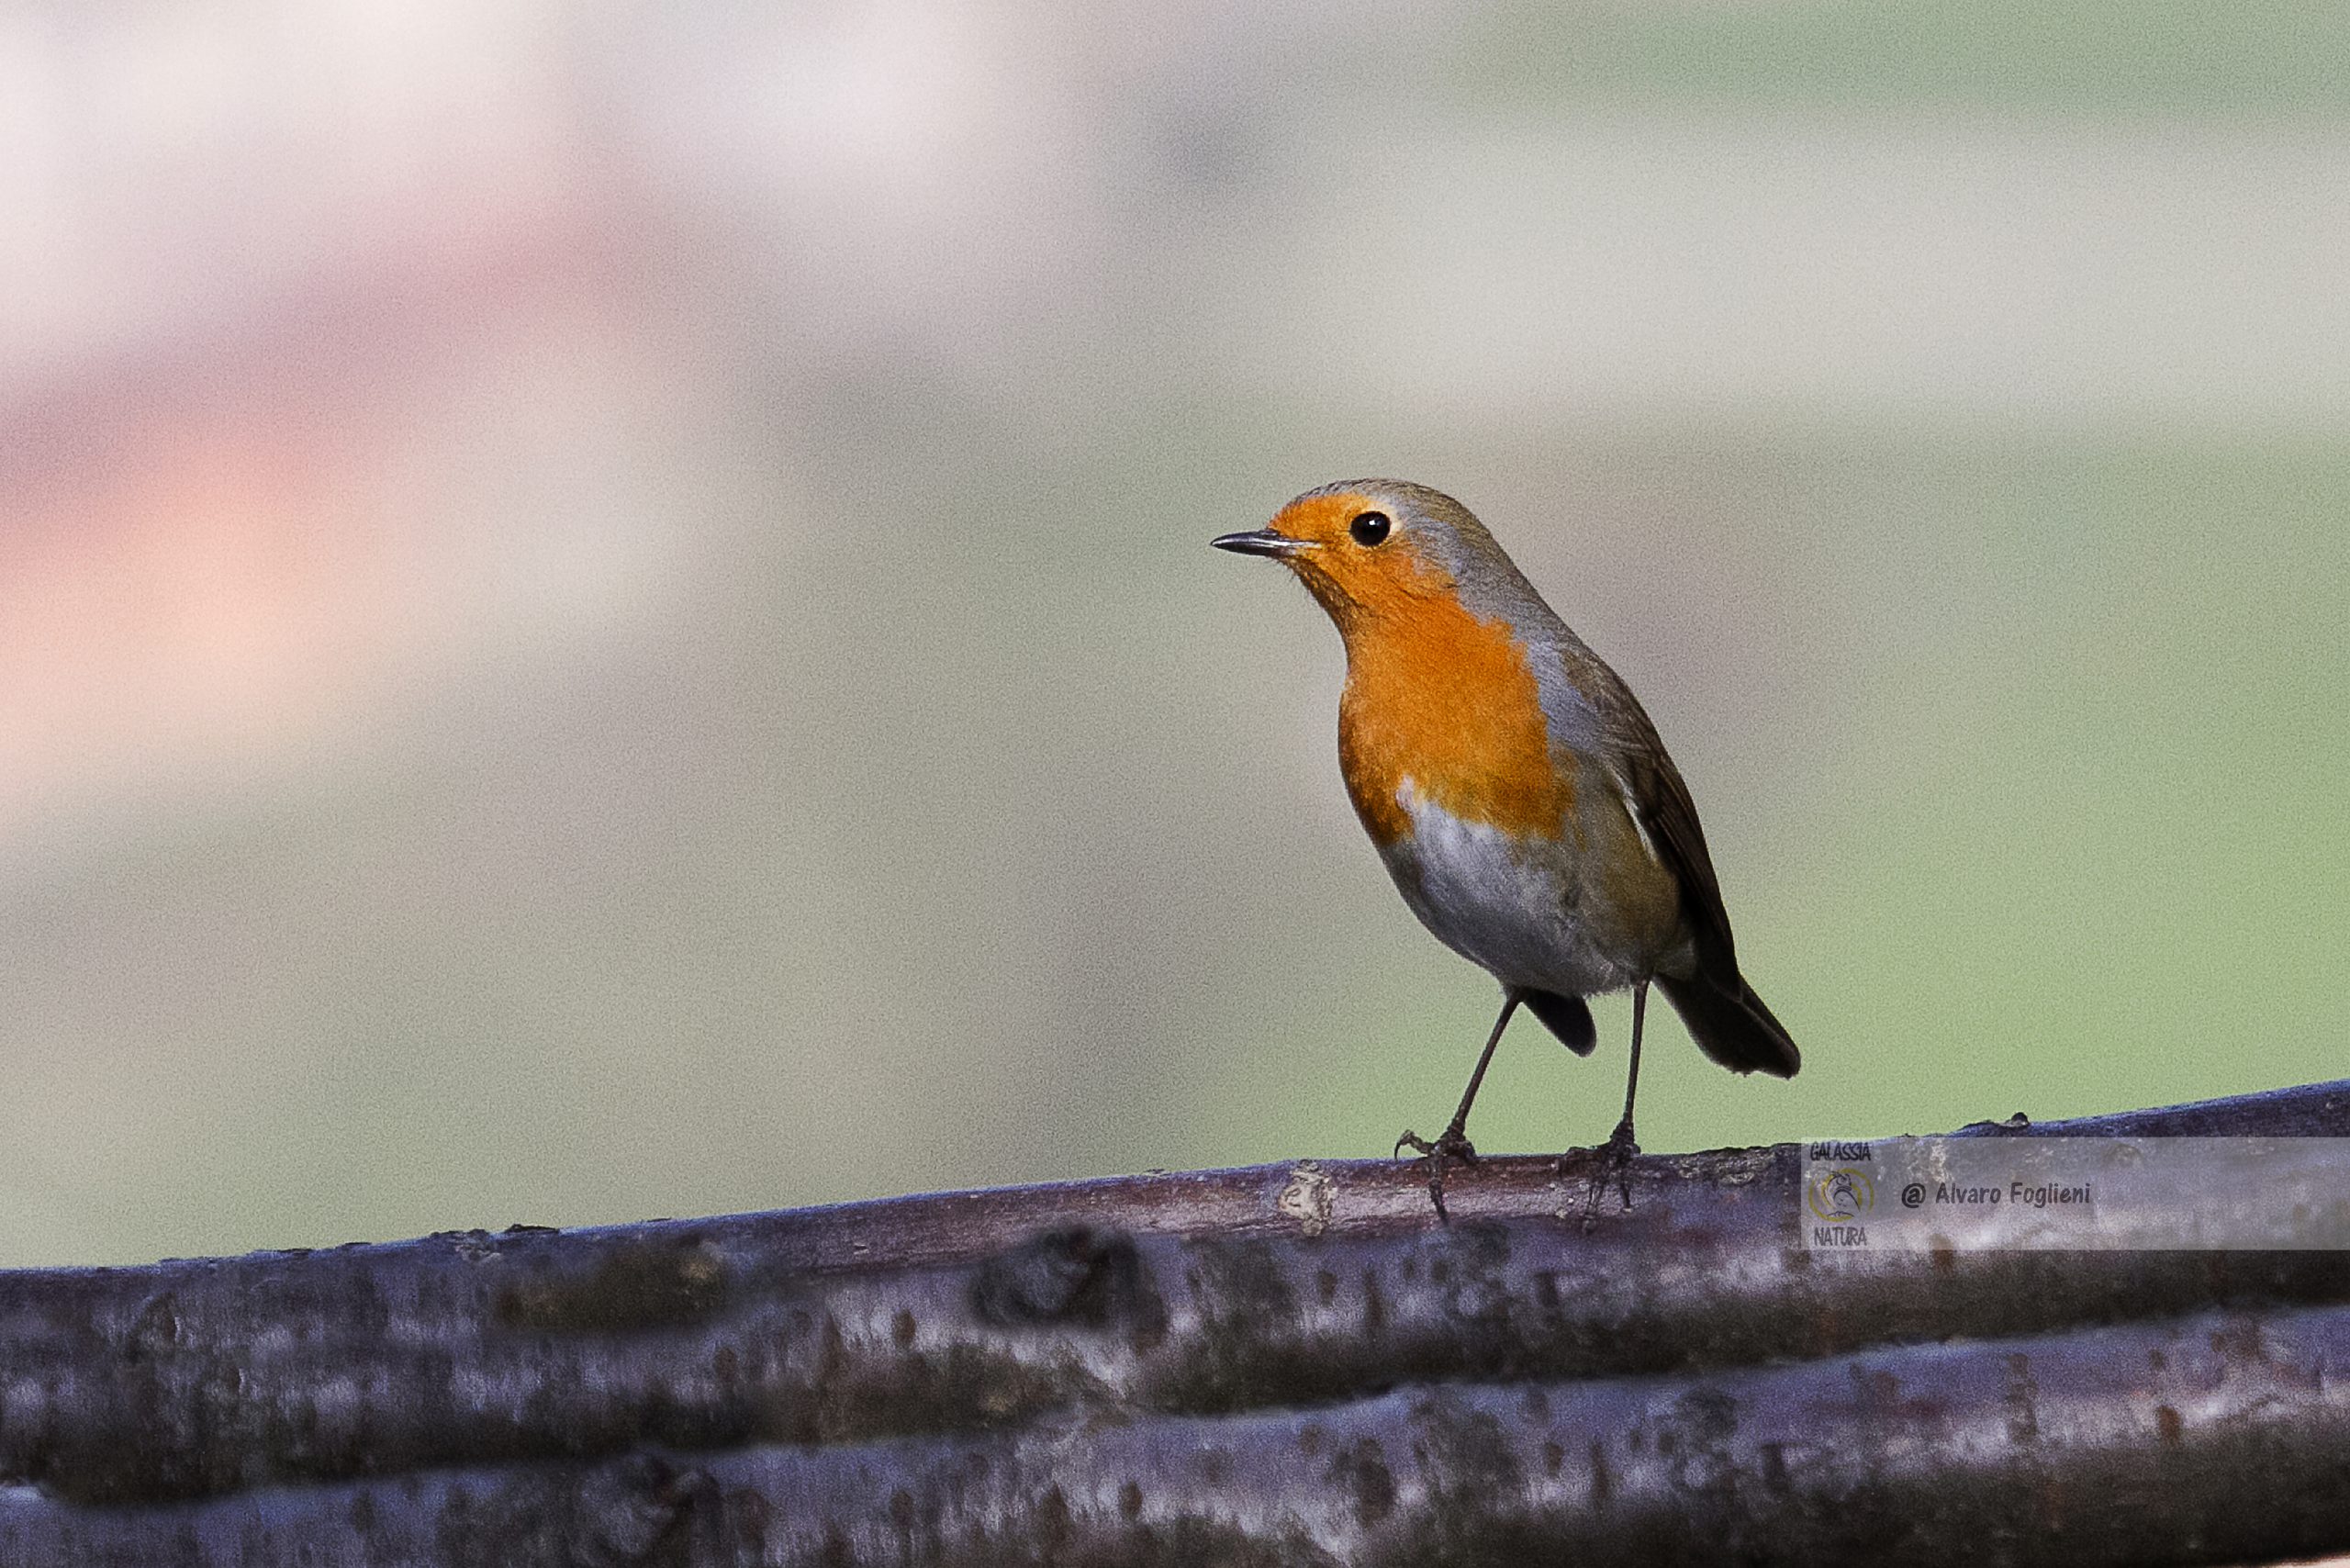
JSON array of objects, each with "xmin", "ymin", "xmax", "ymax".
[{"xmin": 1214, "ymin": 478, "xmax": 1799, "ymax": 1219}]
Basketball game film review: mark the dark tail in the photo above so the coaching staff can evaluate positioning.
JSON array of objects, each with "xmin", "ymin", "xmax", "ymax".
[
  {"xmin": 1657, "ymin": 973, "xmax": 1800, "ymax": 1078},
  {"xmin": 1522, "ymin": 989, "xmax": 1596, "ymax": 1056}
]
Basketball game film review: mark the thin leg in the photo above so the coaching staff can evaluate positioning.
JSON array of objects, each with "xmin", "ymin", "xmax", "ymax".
[
  {"xmin": 1397, "ymin": 989, "xmax": 1524, "ymax": 1223},
  {"xmin": 1616, "ymin": 980, "xmax": 1647, "ymax": 1143},
  {"xmin": 1582, "ymin": 980, "xmax": 1648, "ymax": 1225}
]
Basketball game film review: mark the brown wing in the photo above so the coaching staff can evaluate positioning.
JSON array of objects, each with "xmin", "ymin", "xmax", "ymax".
[
  {"xmin": 1573, "ymin": 653, "xmax": 1740, "ymax": 980},
  {"xmin": 1550, "ymin": 640, "xmax": 1799, "ymax": 1076}
]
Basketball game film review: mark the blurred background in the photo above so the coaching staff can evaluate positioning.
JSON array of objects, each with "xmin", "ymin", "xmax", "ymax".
[{"xmin": 3, "ymin": 1, "xmax": 2345, "ymax": 1267}]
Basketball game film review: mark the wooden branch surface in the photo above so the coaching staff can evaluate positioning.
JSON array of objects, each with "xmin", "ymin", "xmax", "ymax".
[{"xmin": 3, "ymin": 1080, "xmax": 2348, "ymax": 1565}]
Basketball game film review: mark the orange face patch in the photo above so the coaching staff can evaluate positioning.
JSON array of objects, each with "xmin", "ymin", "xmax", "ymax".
[{"xmin": 1265, "ymin": 492, "xmax": 1457, "ymax": 633}]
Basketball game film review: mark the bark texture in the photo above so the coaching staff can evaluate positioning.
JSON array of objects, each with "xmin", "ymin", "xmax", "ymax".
[{"xmin": 3, "ymin": 1081, "xmax": 2348, "ymax": 1565}]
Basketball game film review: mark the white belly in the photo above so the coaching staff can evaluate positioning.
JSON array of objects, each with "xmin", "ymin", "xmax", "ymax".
[{"xmin": 1382, "ymin": 778, "xmax": 1649, "ymax": 997}]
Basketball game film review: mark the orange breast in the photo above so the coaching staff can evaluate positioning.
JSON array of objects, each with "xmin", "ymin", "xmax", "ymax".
[{"xmin": 1336, "ymin": 597, "xmax": 1575, "ymax": 848}]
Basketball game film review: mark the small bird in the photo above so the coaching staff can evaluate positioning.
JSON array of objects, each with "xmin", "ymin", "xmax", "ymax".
[{"xmin": 1214, "ymin": 479, "xmax": 1798, "ymax": 1219}]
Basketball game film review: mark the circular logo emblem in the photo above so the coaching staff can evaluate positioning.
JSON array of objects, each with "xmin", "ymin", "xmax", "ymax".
[{"xmin": 1807, "ymin": 1167, "xmax": 1875, "ymax": 1222}]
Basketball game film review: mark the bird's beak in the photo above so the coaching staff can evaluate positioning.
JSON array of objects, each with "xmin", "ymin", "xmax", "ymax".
[{"xmin": 1211, "ymin": 529, "xmax": 1309, "ymax": 559}]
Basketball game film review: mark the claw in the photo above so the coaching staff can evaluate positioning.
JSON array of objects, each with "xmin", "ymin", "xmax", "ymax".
[
  {"xmin": 1396, "ymin": 1126, "xmax": 1478, "ymax": 1224},
  {"xmin": 1576, "ymin": 1118, "xmax": 1640, "ymax": 1231}
]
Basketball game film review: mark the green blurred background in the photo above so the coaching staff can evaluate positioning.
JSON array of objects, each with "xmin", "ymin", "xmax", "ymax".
[{"xmin": 3, "ymin": 3, "xmax": 2344, "ymax": 1267}]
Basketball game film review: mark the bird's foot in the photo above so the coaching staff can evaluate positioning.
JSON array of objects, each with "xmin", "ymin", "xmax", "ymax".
[
  {"xmin": 1575, "ymin": 1117, "xmax": 1640, "ymax": 1230},
  {"xmin": 1395, "ymin": 1125, "xmax": 1478, "ymax": 1224}
]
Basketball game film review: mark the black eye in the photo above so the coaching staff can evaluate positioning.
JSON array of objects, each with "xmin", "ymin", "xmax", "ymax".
[{"xmin": 1348, "ymin": 510, "xmax": 1392, "ymax": 547}]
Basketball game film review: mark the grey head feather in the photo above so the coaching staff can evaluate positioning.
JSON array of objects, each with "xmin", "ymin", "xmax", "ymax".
[{"xmin": 1304, "ymin": 477, "xmax": 1611, "ymax": 755}]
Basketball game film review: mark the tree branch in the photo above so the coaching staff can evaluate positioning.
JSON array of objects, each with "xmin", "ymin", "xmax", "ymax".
[{"xmin": 4, "ymin": 1081, "xmax": 2348, "ymax": 1564}]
